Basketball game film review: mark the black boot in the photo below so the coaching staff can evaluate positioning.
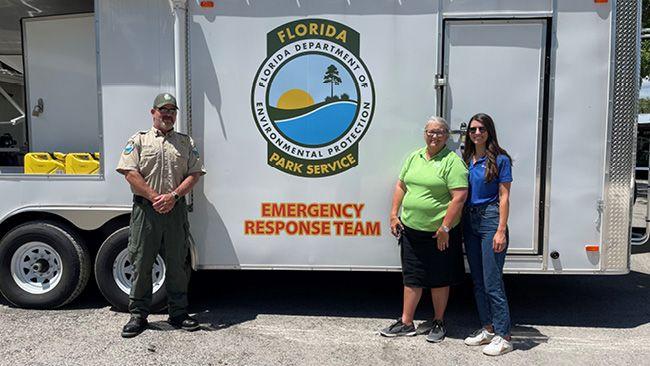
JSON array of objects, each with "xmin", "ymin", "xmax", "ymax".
[
  {"xmin": 121, "ymin": 316, "xmax": 148, "ymax": 338},
  {"xmin": 168, "ymin": 314, "xmax": 200, "ymax": 331}
]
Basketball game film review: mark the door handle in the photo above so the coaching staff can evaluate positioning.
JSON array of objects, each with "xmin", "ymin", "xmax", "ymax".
[
  {"xmin": 450, "ymin": 121, "xmax": 467, "ymax": 135},
  {"xmin": 31, "ymin": 98, "xmax": 44, "ymax": 117}
]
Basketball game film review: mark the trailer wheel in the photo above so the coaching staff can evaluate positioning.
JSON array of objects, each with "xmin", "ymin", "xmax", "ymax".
[
  {"xmin": 94, "ymin": 227, "xmax": 167, "ymax": 312},
  {"xmin": 0, "ymin": 221, "xmax": 91, "ymax": 309}
]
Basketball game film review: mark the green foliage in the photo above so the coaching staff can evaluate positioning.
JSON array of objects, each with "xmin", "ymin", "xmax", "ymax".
[
  {"xmin": 639, "ymin": 98, "xmax": 650, "ymax": 113},
  {"xmin": 641, "ymin": 0, "xmax": 650, "ymax": 79},
  {"xmin": 643, "ymin": 41, "xmax": 650, "ymax": 81}
]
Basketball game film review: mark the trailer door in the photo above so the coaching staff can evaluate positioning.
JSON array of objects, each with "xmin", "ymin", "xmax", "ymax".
[
  {"xmin": 22, "ymin": 14, "xmax": 99, "ymax": 153},
  {"xmin": 442, "ymin": 19, "xmax": 549, "ymax": 254}
]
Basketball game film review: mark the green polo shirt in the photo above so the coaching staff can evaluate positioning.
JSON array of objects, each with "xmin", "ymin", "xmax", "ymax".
[{"xmin": 399, "ymin": 146, "xmax": 468, "ymax": 232}]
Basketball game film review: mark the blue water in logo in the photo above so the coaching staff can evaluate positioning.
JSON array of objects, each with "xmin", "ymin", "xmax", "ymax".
[{"xmin": 274, "ymin": 101, "xmax": 358, "ymax": 146}]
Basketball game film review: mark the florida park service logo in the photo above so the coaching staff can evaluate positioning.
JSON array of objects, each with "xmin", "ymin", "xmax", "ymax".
[{"xmin": 252, "ymin": 19, "xmax": 375, "ymax": 177}]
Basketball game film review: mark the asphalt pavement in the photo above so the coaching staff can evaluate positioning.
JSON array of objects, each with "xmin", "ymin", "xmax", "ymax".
[{"xmin": 1, "ymin": 247, "xmax": 649, "ymax": 365}]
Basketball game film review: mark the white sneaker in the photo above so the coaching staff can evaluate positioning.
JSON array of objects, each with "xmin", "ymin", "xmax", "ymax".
[
  {"xmin": 464, "ymin": 328, "xmax": 495, "ymax": 346},
  {"xmin": 482, "ymin": 335, "xmax": 513, "ymax": 356}
]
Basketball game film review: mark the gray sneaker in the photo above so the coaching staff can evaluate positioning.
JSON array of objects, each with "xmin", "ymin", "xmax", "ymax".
[
  {"xmin": 425, "ymin": 319, "xmax": 446, "ymax": 343},
  {"xmin": 415, "ymin": 319, "xmax": 434, "ymax": 335},
  {"xmin": 379, "ymin": 319, "xmax": 417, "ymax": 337}
]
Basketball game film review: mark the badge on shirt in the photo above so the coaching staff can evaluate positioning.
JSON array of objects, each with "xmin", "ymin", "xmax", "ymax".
[{"xmin": 123, "ymin": 141, "xmax": 135, "ymax": 155}]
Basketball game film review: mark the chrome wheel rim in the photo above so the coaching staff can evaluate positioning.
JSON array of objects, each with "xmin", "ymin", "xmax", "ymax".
[
  {"xmin": 113, "ymin": 248, "xmax": 166, "ymax": 295},
  {"xmin": 11, "ymin": 242, "xmax": 63, "ymax": 294}
]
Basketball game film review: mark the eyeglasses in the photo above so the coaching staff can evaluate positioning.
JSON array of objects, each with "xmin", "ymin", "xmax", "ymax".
[
  {"xmin": 469, "ymin": 126, "xmax": 486, "ymax": 134},
  {"xmin": 424, "ymin": 130, "xmax": 448, "ymax": 137},
  {"xmin": 157, "ymin": 107, "xmax": 178, "ymax": 115}
]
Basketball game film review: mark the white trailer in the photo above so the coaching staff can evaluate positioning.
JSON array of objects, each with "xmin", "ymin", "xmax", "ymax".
[{"xmin": 0, "ymin": 0, "xmax": 640, "ymax": 310}]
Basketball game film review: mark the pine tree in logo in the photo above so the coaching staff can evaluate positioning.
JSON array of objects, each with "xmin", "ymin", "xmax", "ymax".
[{"xmin": 323, "ymin": 64, "xmax": 342, "ymax": 100}]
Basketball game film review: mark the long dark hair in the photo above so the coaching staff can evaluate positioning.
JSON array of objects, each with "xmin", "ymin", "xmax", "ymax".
[{"xmin": 462, "ymin": 113, "xmax": 513, "ymax": 182}]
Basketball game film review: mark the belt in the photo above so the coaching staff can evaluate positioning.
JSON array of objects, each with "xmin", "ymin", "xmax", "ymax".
[
  {"xmin": 134, "ymin": 195, "xmax": 183, "ymax": 208},
  {"xmin": 133, "ymin": 195, "xmax": 149, "ymax": 204}
]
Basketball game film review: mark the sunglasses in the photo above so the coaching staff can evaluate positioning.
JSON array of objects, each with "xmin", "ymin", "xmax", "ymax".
[
  {"xmin": 469, "ymin": 126, "xmax": 486, "ymax": 134},
  {"xmin": 425, "ymin": 130, "xmax": 448, "ymax": 137},
  {"xmin": 157, "ymin": 107, "xmax": 178, "ymax": 115}
]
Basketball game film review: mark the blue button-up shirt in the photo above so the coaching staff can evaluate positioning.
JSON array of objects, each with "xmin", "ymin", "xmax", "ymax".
[{"xmin": 467, "ymin": 154, "xmax": 512, "ymax": 207}]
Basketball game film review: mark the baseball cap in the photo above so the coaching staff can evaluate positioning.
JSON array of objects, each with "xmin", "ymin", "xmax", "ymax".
[{"xmin": 153, "ymin": 93, "xmax": 178, "ymax": 109}]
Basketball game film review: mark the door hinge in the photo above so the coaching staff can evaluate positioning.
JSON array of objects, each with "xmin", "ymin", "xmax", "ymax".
[{"xmin": 434, "ymin": 74, "xmax": 447, "ymax": 88}]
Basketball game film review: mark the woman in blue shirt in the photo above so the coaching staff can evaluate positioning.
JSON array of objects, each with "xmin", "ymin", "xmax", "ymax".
[{"xmin": 461, "ymin": 113, "xmax": 514, "ymax": 356}]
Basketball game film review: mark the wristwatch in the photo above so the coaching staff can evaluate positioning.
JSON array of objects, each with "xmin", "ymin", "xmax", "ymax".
[
  {"xmin": 171, "ymin": 191, "xmax": 180, "ymax": 201},
  {"xmin": 441, "ymin": 225, "xmax": 450, "ymax": 233}
]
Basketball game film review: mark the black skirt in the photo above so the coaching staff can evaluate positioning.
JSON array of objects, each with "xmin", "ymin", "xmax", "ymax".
[{"xmin": 400, "ymin": 225, "xmax": 464, "ymax": 288}]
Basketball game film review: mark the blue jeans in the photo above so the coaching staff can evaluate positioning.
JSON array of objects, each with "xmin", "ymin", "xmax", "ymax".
[{"xmin": 463, "ymin": 203, "xmax": 511, "ymax": 337}]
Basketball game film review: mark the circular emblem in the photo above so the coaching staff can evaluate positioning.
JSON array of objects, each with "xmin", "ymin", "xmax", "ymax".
[{"xmin": 251, "ymin": 19, "xmax": 375, "ymax": 177}]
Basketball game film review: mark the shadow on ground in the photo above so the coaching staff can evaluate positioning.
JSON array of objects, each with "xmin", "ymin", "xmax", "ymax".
[
  {"xmin": 176, "ymin": 267, "xmax": 649, "ymax": 348},
  {"xmin": 2, "ymin": 262, "xmax": 649, "ymax": 350}
]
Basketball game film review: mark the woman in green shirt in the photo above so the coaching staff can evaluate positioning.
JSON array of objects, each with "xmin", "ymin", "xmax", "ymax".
[{"xmin": 379, "ymin": 117, "xmax": 468, "ymax": 343}]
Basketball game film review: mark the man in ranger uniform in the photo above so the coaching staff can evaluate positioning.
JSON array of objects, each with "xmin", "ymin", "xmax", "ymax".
[{"xmin": 116, "ymin": 93, "xmax": 206, "ymax": 338}]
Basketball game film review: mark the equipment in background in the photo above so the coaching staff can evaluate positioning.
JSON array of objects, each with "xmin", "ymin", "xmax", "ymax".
[
  {"xmin": 24, "ymin": 151, "xmax": 99, "ymax": 174},
  {"xmin": 64, "ymin": 153, "xmax": 99, "ymax": 174},
  {"xmin": 24, "ymin": 152, "xmax": 64, "ymax": 174},
  {"xmin": 0, "ymin": 133, "xmax": 16, "ymax": 148}
]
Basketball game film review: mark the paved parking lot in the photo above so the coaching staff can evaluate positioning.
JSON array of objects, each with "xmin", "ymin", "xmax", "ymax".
[{"xmin": 1, "ymin": 246, "xmax": 649, "ymax": 366}]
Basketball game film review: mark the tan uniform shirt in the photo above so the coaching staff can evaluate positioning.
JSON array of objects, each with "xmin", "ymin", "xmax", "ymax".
[{"xmin": 116, "ymin": 127, "xmax": 206, "ymax": 194}]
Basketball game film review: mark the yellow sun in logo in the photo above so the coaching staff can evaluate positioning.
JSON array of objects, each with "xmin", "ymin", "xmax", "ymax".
[{"xmin": 276, "ymin": 89, "xmax": 315, "ymax": 110}]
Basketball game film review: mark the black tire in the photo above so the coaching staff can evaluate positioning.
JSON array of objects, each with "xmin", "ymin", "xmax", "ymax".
[
  {"xmin": 94, "ymin": 227, "xmax": 167, "ymax": 312},
  {"xmin": 0, "ymin": 221, "xmax": 91, "ymax": 309}
]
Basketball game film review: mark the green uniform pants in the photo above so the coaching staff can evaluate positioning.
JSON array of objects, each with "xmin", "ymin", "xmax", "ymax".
[{"xmin": 128, "ymin": 196, "xmax": 191, "ymax": 318}]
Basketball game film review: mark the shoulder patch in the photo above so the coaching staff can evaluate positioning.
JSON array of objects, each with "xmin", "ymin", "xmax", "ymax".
[
  {"xmin": 192, "ymin": 146, "xmax": 200, "ymax": 158},
  {"xmin": 123, "ymin": 141, "xmax": 135, "ymax": 155}
]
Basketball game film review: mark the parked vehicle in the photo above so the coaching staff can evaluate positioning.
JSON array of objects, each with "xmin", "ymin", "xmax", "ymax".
[{"xmin": 0, "ymin": 0, "xmax": 640, "ymax": 310}]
